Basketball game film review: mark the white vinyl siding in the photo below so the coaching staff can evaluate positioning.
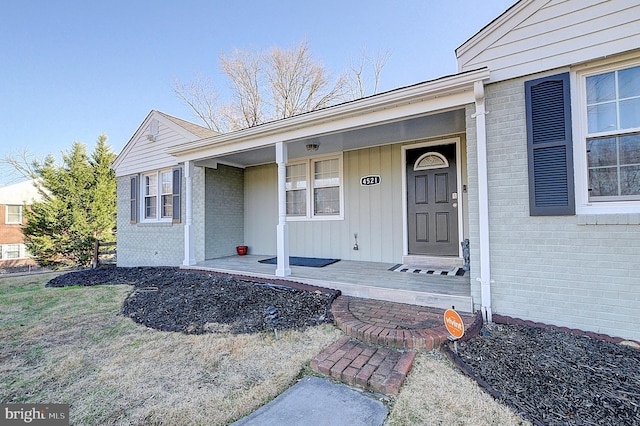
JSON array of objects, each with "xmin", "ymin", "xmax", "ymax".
[{"xmin": 458, "ymin": 0, "xmax": 640, "ymax": 84}]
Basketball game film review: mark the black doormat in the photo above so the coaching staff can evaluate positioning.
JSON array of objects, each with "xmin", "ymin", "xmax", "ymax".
[{"xmin": 259, "ymin": 257, "xmax": 340, "ymax": 268}]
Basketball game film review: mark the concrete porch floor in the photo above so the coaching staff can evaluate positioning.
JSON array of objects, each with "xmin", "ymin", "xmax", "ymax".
[{"xmin": 184, "ymin": 255, "xmax": 473, "ymax": 312}]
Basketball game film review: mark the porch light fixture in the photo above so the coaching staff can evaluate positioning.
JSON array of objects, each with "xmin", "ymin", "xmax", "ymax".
[{"xmin": 305, "ymin": 143, "xmax": 319, "ymax": 152}]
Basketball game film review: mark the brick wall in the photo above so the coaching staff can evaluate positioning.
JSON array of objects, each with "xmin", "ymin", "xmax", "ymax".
[
  {"xmin": 204, "ymin": 164, "xmax": 244, "ymax": 258},
  {"xmin": 467, "ymin": 77, "xmax": 640, "ymax": 341},
  {"xmin": 0, "ymin": 205, "xmax": 27, "ymax": 244}
]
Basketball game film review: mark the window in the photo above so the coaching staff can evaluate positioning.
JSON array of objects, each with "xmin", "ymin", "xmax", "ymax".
[
  {"xmin": 286, "ymin": 155, "xmax": 343, "ymax": 220},
  {"xmin": 585, "ymin": 65, "xmax": 640, "ymax": 202},
  {"xmin": 140, "ymin": 169, "xmax": 180, "ymax": 222},
  {"xmin": 6, "ymin": 205, "xmax": 23, "ymax": 224},
  {"xmin": 6, "ymin": 244, "xmax": 20, "ymax": 259}
]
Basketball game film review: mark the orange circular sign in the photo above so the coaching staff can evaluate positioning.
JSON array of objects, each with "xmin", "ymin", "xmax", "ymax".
[{"xmin": 444, "ymin": 309, "xmax": 465, "ymax": 339}]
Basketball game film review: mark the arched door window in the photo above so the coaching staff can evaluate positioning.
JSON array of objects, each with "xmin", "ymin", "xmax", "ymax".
[{"xmin": 413, "ymin": 152, "xmax": 449, "ymax": 170}]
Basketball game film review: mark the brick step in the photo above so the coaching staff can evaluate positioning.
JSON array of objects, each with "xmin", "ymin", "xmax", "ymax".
[
  {"xmin": 310, "ymin": 337, "xmax": 416, "ymax": 396},
  {"xmin": 331, "ymin": 296, "xmax": 460, "ymax": 350}
]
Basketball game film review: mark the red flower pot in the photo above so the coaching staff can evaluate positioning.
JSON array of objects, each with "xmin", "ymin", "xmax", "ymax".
[{"xmin": 236, "ymin": 245, "xmax": 248, "ymax": 256}]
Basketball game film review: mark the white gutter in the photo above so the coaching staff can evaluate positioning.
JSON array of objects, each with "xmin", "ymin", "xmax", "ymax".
[
  {"xmin": 473, "ymin": 80, "xmax": 492, "ymax": 323},
  {"xmin": 167, "ymin": 68, "xmax": 490, "ymax": 160}
]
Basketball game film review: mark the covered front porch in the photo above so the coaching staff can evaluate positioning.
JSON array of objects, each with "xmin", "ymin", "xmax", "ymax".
[{"xmin": 184, "ymin": 255, "xmax": 473, "ymax": 312}]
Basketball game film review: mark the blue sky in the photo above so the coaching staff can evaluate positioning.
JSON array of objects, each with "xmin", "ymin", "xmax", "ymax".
[{"xmin": 0, "ymin": 0, "xmax": 514, "ymax": 185}]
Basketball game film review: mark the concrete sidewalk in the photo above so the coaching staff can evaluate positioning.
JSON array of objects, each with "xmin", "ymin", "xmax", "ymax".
[{"xmin": 232, "ymin": 376, "xmax": 388, "ymax": 426}]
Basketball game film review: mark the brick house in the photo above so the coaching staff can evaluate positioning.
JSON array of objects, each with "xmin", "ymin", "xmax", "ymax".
[
  {"xmin": 113, "ymin": 0, "xmax": 640, "ymax": 341},
  {"xmin": 0, "ymin": 180, "xmax": 40, "ymax": 267}
]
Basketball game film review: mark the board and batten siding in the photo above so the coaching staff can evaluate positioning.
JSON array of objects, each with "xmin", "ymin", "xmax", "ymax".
[
  {"xmin": 243, "ymin": 145, "xmax": 405, "ymax": 263},
  {"xmin": 466, "ymin": 76, "xmax": 640, "ymax": 341},
  {"xmin": 114, "ymin": 120, "xmax": 188, "ymax": 177},
  {"xmin": 458, "ymin": 0, "xmax": 640, "ymax": 83}
]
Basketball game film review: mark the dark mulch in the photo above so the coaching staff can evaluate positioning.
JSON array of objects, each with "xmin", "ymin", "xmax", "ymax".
[
  {"xmin": 46, "ymin": 267, "xmax": 337, "ymax": 334},
  {"xmin": 451, "ymin": 323, "xmax": 640, "ymax": 426}
]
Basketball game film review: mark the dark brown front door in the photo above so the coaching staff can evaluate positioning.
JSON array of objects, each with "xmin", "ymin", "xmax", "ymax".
[{"xmin": 407, "ymin": 144, "xmax": 459, "ymax": 255}]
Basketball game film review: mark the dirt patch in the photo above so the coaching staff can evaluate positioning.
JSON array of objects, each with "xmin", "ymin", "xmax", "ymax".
[
  {"xmin": 452, "ymin": 323, "xmax": 640, "ymax": 426},
  {"xmin": 46, "ymin": 267, "xmax": 337, "ymax": 334}
]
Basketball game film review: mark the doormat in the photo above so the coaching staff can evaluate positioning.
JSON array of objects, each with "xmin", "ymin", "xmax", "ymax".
[
  {"xmin": 259, "ymin": 257, "xmax": 340, "ymax": 268},
  {"xmin": 389, "ymin": 264, "xmax": 466, "ymax": 276}
]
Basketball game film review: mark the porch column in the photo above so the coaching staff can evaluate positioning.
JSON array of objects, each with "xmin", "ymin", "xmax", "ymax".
[
  {"xmin": 183, "ymin": 160, "xmax": 196, "ymax": 266},
  {"xmin": 275, "ymin": 142, "xmax": 291, "ymax": 276},
  {"xmin": 474, "ymin": 80, "xmax": 492, "ymax": 323}
]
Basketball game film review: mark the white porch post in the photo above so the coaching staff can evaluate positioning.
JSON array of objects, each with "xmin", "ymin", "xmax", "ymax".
[
  {"xmin": 183, "ymin": 160, "xmax": 196, "ymax": 266},
  {"xmin": 275, "ymin": 142, "xmax": 291, "ymax": 277},
  {"xmin": 474, "ymin": 80, "xmax": 492, "ymax": 323}
]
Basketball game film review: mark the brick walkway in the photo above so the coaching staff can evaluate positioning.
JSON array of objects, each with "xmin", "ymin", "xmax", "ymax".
[{"xmin": 310, "ymin": 295, "xmax": 480, "ymax": 396}]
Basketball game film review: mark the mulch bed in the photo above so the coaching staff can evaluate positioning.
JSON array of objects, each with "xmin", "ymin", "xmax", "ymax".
[
  {"xmin": 46, "ymin": 267, "xmax": 338, "ymax": 334},
  {"xmin": 450, "ymin": 323, "xmax": 640, "ymax": 426}
]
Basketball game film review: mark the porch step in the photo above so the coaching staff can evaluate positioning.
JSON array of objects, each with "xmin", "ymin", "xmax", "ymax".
[
  {"xmin": 310, "ymin": 337, "xmax": 415, "ymax": 396},
  {"xmin": 309, "ymin": 296, "xmax": 481, "ymax": 396},
  {"xmin": 402, "ymin": 255, "xmax": 463, "ymax": 268}
]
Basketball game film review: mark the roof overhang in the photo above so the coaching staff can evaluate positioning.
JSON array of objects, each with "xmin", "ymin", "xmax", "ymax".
[{"xmin": 167, "ymin": 68, "xmax": 490, "ymax": 164}]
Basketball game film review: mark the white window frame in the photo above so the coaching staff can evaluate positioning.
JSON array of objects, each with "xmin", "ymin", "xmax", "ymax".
[
  {"xmin": 286, "ymin": 154, "xmax": 344, "ymax": 221},
  {"xmin": 6, "ymin": 244, "xmax": 21, "ymax": 259},
  {"xmin": 6, "ymin": 205, "xmax": 23, "ymax": 224},
  {"xmin": 141, "ymin": 169, "xmax": 174, "ymax": 222},
  {"xmin": 572, "ymin": 55, "xmax": 640, "ymax": 215}
]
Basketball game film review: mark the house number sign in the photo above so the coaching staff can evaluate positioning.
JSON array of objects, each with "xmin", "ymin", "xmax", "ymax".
[{"xmin": 360, "ymin": 175, "xmax": 381, "ymax": 186}]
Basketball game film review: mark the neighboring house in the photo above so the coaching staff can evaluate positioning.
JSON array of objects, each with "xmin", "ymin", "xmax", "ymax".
[
  {"xmin": 113, "ymin": 0, "xmax": 640, "ymax": 341},
  {"xmin": 0, "ymin": 180, "xmax": 41, "ymax": 267}
]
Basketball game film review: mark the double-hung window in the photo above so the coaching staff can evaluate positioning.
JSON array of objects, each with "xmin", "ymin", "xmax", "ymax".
[
  {"xmin": 580, "ymin": 62, "xmax": 640, "ymax": 207},
  {"xmin": 142, "ymin": 170, "xmax": 174, "ymax": 221},
  {"xmin": 286, "ymin": 155, "xmax": 343, "ymax": 220},
  {"xmin": 6, "ymin": 205, "xmax": 23, "ymax": 224}
]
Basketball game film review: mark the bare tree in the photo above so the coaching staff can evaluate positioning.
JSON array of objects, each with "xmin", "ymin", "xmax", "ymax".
[
  {"xmin": 346, "ymin": 48, "xmax": 392, "ymax": 99},
  {"xmin": 174, "ymin": 40, "xmax": 387, "ymax": 133},
  {"xmin": 220, "ymin": 48, "xmax": 264, "ymax": 129},
  {"xmin": 265, "ymin": 40, "xmax": 347, "ymax": 119},
  {"xmin": 173, "ymin": 73, "xmax": 225, "ymax": 132},
  {"xmin": 0, "ymin": 148, "xmax": 38, "ymax": 184}
]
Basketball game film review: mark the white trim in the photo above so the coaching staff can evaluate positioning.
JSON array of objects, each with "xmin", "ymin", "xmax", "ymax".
[
  {"xmin": 183, "ymin": 161, "xmax": 196, "ymax": 266},
  {"xmin": 285, "ymin": 153, "xmax": 344, "ymax": 221},
  {"xmin": 5, "ymin": 205, "xmax": 23, "ymax": 225},
  {"xmin": 572, "ymin": 55, "xmax": 640, "ymax": 215},
  {"xmin": 275, "ymin": 142, "xmax": 291, "ymax": 277},
  {"xmin": 140, "ymin": 169, "xmax": 174, "ymax": 223},
  {"xmin": 168, "ymin": 69, "xmax": 490, "ymax": 162},
  {"xmin": 400, "ymin": 137, "xmax": 463, "ymax": 258}
]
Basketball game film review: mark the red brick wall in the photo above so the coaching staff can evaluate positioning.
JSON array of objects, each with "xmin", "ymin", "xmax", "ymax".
[{"xmin": 0, "ymin": 204, "xmax": 27, "ymax": 245}]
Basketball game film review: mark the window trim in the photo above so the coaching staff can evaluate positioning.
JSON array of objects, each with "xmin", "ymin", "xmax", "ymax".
[
  {"xmin": 140, "ymin": 169, "xmax": 174, "ymax": 223},
  {"xmin": 573, "ymin": 56, "xmax": 640, "ymax": 215},
  {"xmin": 5, "ymin": 205, "xmax": 23, "ymax": 224},
  {"xmin": 286, "ymin": 154, "xmax": 344, "ymax": 221}
]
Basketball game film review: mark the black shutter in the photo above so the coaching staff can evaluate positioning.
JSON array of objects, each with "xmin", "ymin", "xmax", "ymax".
[
  {"xmin": 172, "ymin": 167, "xmax": 181, "ymax": 224},
  {"xmin": 525, "ymin": 72, "xmax": 575, "ymax": 216},
  {"xmin": 130, "ymin": 175, "xmax": 138, "ymax": 224}
]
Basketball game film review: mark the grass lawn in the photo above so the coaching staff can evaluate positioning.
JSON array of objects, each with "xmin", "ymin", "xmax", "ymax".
[{"xmin": 1, "ymin": 272, "xmax": 527, "ymax": 425}]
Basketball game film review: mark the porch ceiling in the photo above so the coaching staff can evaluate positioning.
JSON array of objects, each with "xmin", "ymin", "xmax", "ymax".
[{"xmin": 194, "ymin": 108, "xmax": 466, "ymax": 168}]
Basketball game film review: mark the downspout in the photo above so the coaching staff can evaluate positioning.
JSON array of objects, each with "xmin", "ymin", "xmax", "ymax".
[
  {"xmin": 474, "ymin": 81, "xmax": 492, "ymax": 323},
  {"xmin": 275, "ymin": 142, "xmax": 291, "ymax": 277},
  {"xmin": 183, "ymin": 160, "xmax": 196, "ymax": 266}
]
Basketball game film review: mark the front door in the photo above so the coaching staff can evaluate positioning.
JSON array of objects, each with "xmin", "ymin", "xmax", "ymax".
[{"xmin": 407, "ymin": 144, "xmax": 459, "ymax": 256}]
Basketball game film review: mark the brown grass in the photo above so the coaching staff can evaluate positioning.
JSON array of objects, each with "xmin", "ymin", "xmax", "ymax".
[
  {"xmin": 2, "ymin": 272, "xmax": 528, "ymax": 425},
  {"xmin": 0, "ymin": 273, "xmax": 341, "ymax": 425},
  {"xmin": 385, "ymin": 351, "xmax": 530, "ymax": 425}
]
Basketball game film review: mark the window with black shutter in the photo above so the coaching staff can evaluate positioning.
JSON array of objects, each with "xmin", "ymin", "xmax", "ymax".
[
  {"xmin": 525, "ymin": 72, "xmax": 575, "ymax": 216},
  {"xmin": 172, "ymin": 167, "xmax": 181, "ymax": 224},
  {"xmin": 130, "ymin": 175, "xmax": 138, "ymax": 224}
]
